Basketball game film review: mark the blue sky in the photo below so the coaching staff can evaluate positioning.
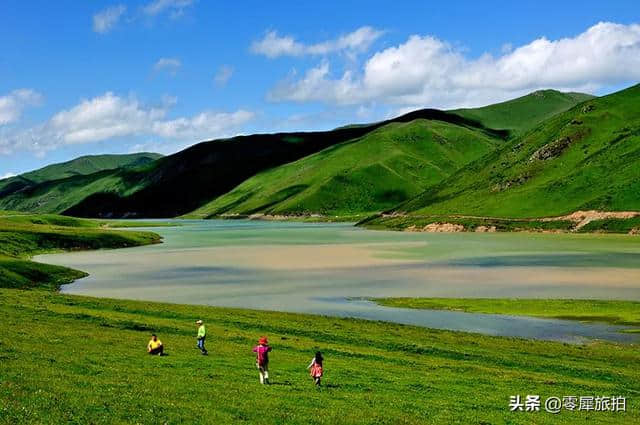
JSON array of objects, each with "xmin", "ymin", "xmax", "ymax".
[{"xmin": 1, "ymin": 0, "xmax": 639, "ymax": 176}]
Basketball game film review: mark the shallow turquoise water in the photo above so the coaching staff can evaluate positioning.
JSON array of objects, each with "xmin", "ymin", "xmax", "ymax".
[{"xmin": 37, "ymin": 220, "xmax": 640, "ymax": 343}]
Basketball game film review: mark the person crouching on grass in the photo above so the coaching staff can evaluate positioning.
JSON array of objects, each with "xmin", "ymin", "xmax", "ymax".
[
  {"xmin": 253, "ymin": 337, "xmax": 272, "ymax": 384},
  {"xmin": 195, "ymin": 319, "xmax": 208, "ymax": 355},
  {"xmin": 147, "ymin": 334, "xmax": 164, "ymax": 356},
  {"xmin": 307, "ymin": 351, "xmax": 323, "ymax": 386}
]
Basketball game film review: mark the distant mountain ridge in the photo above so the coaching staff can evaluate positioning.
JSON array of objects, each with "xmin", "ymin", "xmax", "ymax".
[
  {"xmin": 0, "ymin": 153, "xmax": 162, "ymax": 198},
  {"xmin": 450, "ymin": 90, "xmax": 595, "ymax": 135},
  {"xmin": 187, "ymin": 89, "xmax": 596, "ymax": 218},
  {"xmin": 1, "ymin": 108, "xmax": 506, "ymax": 218},
  {"xmin": 0, "ymin": 88, "xmax": 609, "ymax": 220},
  {"xmin": 362, "ymin": 83, "xmax": 640, "ymax": 230}
]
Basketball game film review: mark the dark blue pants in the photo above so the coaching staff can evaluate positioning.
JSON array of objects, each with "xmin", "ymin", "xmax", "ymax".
[{"xmin": 197, "ymin": 337, "xmax": 207, "ymax": 353}]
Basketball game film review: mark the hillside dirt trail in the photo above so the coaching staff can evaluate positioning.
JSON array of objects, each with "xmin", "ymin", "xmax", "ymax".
[{"xmin": 541, "ymin": 210, "xmax": 640, "ymax": 230}]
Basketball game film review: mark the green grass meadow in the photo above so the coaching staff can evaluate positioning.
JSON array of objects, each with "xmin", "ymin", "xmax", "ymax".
[{"xmin": 1, "ymin": 289, "xmax": 639, "ymax": 424}]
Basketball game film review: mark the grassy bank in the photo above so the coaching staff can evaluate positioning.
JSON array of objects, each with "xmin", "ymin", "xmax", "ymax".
[
  {"xmin": 359, "ymin": 214, "xmax": 576, "ymax": 232},
  {"xmin": 0, "ymin": 212, "xmax": 161, "ymax": 289},
  {"xmin": 373, "ymin": 298, "xmax": 640, "ymax": 332},
  {"xmin": 1, "ymin": 288, "xmax": 639, "ymax": 424},
  {"xmin": 359, "ymin": 213, "xmax": 640, "ymax": 234}
]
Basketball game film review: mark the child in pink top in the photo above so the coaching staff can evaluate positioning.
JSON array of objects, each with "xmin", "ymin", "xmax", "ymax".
[
  {"xmin": 308, "ymin": 351, "xmax": 324, "ymax": 386},
  {"xmin": 253, "ymin": 336, "xmax": 272, "ymax": 384}
]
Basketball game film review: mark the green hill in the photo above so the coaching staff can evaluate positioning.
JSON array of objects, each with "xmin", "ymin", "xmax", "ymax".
[
  {"xmin": 188, "ymin": 119, "xmax": 501, "ymax": 219},
  {"xmin": 189, "ymin": 90, "xmax": 593, "ymax": 219},
  {"xmin": 0, "ymin": 153, "xmax": 161, "ymax": 198},
  {"xmin": 0, "ymin": 110, "xmax": 503, "ymax": 218},
  {"xmin": 451, "ymin": 90, "xmax": 595, "ymax": 135},
  {"xmin": 363, "ymin": 84, "xmax": 640, "ymax": 229},
  {"xmin": 0, "ymin": 90, "xmax": 593, "ymax": 219}
]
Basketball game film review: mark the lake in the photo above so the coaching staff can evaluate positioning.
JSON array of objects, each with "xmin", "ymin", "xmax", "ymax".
[{"xmin": 36, "ymin": 220, "xmax": 640, "ymax": 343}]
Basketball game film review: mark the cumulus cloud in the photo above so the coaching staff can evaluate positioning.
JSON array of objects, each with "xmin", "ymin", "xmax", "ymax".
[
  {"xmin": 152, "ymin": 110, "xmax": 253, "ymax": 139},
  {"xmin": 0, "ymin": 92, "xmax": 254, "ymax": 156},
  {"xmin": 214, "ymin": 65, "xmax": 234, "ymax": 86},
  {"xmin": 0, "ymin": 172, "xmax": 16, "ymax": 180},
  {"xmin": 268, "ymin": 22, "xmax": 640, "ymax": 108},
  {"xmin": 93, "ymin": 5, "xmax": 126, "ymax": 34},
  {"xmin": 143, "ymin": 0, "xmax": 194, "ymax": 18},
  {"xmin": 251, "ymin": 26, "xmax": 384, "ymax": 58},
  {"xmin": 0, "ymin": 89, "xmax": 43, "ymax": 125},
  {"xmin": 154, "ymin": 57, "xmax": 182, "ymax": 75}
]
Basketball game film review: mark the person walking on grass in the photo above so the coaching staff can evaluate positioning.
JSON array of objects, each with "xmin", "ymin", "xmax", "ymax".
[
  {"xmin": 147, "ymin": 334, "xmax": 164, "ymax": 356},
  {"xmin": 195, "ymin": 319, "xmax": 207, "ymax": 355},
  {"xmin": 253, "ymin": 337, "xmax": 272, "ymax": 384},
  {"xmin": 307, "ymin": 351, "xmax": 323, "ymax": 386}
]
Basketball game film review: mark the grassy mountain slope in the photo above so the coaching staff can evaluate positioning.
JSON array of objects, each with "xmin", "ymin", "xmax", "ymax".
[
  {"xmin": 0, "ymin": 168, "xmax": 145, "ymax": 214},
  {"xmin": 189, "ymin": 90, "xmax": 593, "ymax": 219},
  {"xmin": 364, "ymin": 84, "xmax": 640, "ymax": 226},
  {"xmin": 451, "ymin": 90, "xmax": 595, "ymax": 135},
  {"xmin": 188, "ymin": 119, "xmax": 501, "ymax": 218},
  {"xmin": 0, "ymin": 153, "xmax": 161, "ymax": 196},
  {"xmin": 0, "ymin": 110, "xmax": 502, "ymax": 218},
  {"xmin": 0, "ymin": 90, "xmax": 592, "ymax": 219}
]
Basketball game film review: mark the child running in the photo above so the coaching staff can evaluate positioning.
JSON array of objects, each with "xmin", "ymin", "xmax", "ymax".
[
  {"xmin": 307, "ymin": 351, "xmax": 324, "ymax": 386},
  {"xmin": 252, "ymin": 337, "xmax": 272, "ymax": 384}
]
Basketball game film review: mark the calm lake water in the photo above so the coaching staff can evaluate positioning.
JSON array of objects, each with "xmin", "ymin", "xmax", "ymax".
[{"xmin": 37, "ymin": 220, "xmax": 640, "ymax": 343}]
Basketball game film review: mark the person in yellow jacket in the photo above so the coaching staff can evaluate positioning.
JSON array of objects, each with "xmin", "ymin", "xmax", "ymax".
[
  {"xmin": 196, "ymin": 319, "xmax": 208, "ymax": 355},
  {"xmin": 147, "ymin": 334, "xmax": 164, "ymax": 355}
]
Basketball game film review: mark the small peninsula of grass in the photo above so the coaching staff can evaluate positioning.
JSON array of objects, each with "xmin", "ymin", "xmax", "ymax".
[
  {"xmin": 373, "ymin": 298, "xmax": 640, "ymax": 332},
  {"xmin": 0, "ymin": 212, "xmax": 162, "ymax": 290}
]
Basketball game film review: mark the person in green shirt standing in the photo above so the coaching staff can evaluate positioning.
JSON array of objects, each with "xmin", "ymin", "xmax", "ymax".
[{"xmin": 195, "ymin": 319, "xmax": 208, "ymax": 355}]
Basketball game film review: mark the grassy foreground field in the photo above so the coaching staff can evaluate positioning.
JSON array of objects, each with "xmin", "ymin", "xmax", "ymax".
[
  {"xmin": 1, "ymin": 289, "xmax": 639, "ymax": 424},
  {"xmin": 373, "ymin": 298, "xmax": 640, "ymax": 332}
]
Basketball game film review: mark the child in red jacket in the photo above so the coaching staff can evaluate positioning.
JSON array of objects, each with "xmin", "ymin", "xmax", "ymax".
[
  {"xmin": 308, "ymin": 351, "xmax": 324, "ymax": 386},
  {"xmin": 253, "ymin": 337, "xmax": 272, "ymax": 384}
]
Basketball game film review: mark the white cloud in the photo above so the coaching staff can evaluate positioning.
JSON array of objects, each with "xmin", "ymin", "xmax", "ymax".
[
  {"xmin": 93, "ymin": 5, "xmax": 126, "ymax": 34},
  {"xmin": 0, "ymin": 93, "xmax": 254, "ymax": 156},
  {"xmin": 154, "ymin": 57, "xmax": 182, "ymax": 75},
  {"xmin": 251, "ymin": 26, "xmax": 384, "ymax": 58},
  {"xmin": 268, "ymin": 22, "xmax": 640, "ymax": 108},
  {"xmin": 0, "ymin": 89, "xmax": 43, "ymax": 125},
  {"xmin": 214, "ymin": 65, "xmax": 234, "ymax": 86},
  {"xmin": 0, "ymin": 172, "xmax": 16, "ymax": 180},
  {"xmin": 143, "ymin": 0, "xmax": 194, "ymax": 18},
  {"xmin": 152, "ymin": 110, "xmax": 254, "ymax": 140}
]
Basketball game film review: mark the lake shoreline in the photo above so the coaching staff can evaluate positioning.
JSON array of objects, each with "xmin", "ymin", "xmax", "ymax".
[
  {"xmin": 370, "ymin": 297, "xmax": 640, "ymax": 334},
  {"xmin": 38, "ymin": 219, "xmax": 640, "ymax": 343},
  {"xmin": 186, "ymin": 209, "xmax": 640, "ymax": 235}
]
